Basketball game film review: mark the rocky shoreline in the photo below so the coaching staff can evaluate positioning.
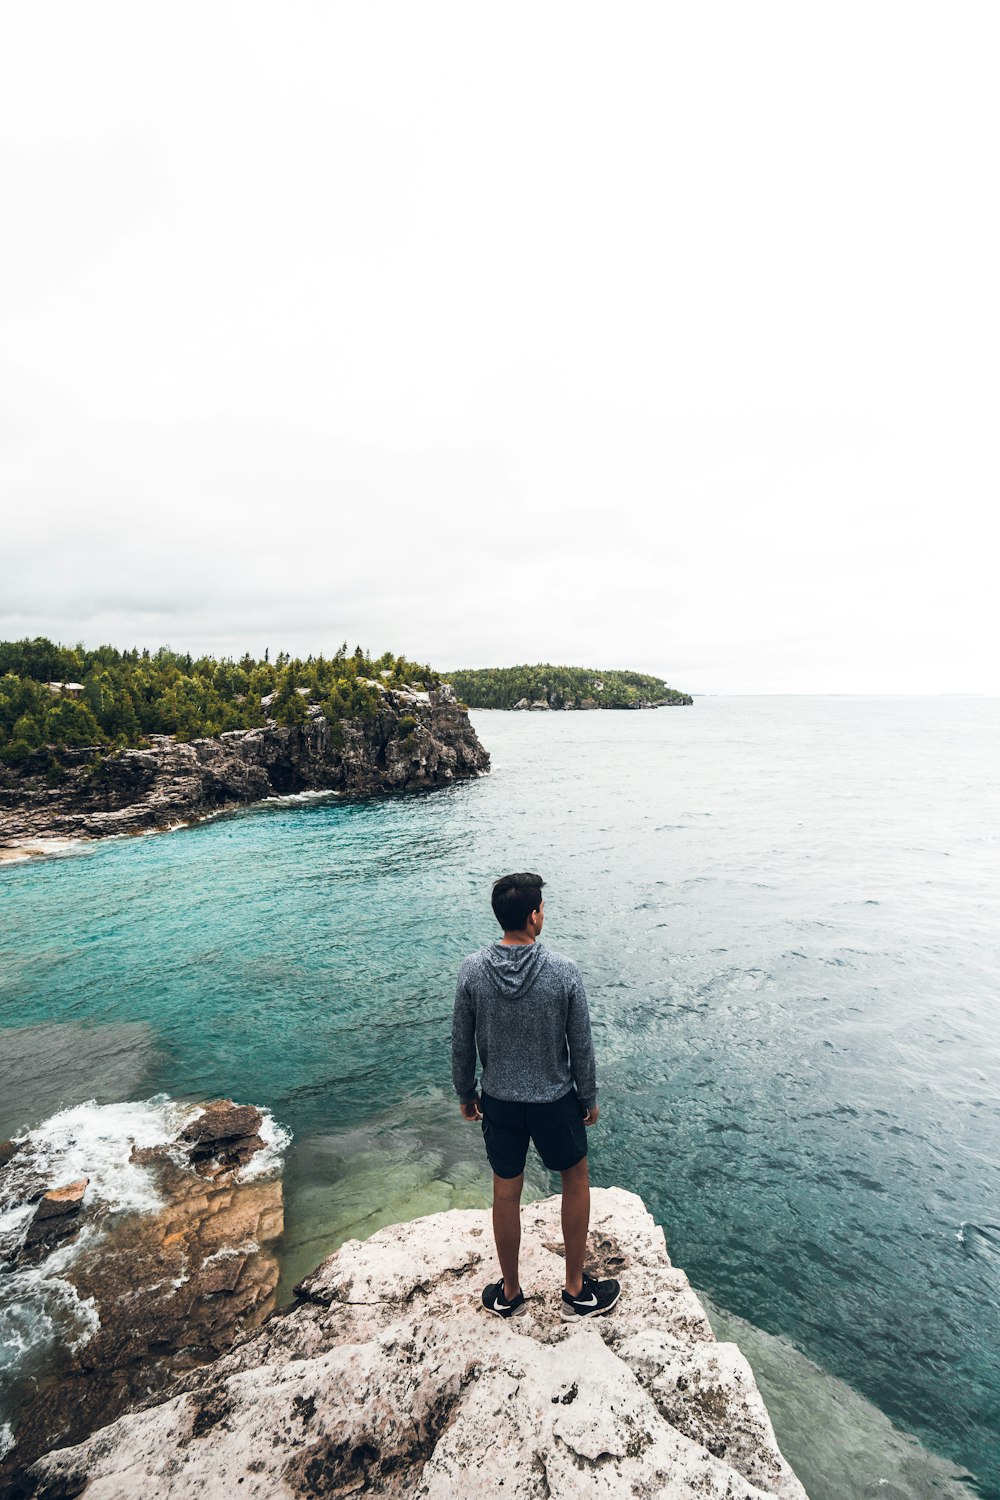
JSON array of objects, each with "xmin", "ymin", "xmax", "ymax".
[
  {"xmin": 7, "ymin": 1177, "xmax": 808, "ymax": 1498},
  {"xmin": 509, "ymin": 695, "xmax": 694, "ymax": 711},
  {"xmin": 0, "ymin": 683, "xmax": 489, "ymax": 859}
]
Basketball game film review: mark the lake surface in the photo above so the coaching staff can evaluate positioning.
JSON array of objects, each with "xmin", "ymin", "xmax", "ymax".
[{"xmin": 2, "ymin": 697, "xmax": 998, "ymax": 1496}]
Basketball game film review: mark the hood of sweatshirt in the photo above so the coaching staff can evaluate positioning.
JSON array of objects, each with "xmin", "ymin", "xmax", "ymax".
[{"xmin": 481, "ymin": 941, "xmax": 550, "ymax": 1000}]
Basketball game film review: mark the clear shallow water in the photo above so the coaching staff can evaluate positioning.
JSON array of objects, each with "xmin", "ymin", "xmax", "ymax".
[{"xmin": 2, "ymin": 697, "xmax": 998, "ymax": 1495}]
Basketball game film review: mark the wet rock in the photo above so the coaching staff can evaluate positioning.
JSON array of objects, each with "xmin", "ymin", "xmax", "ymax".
[
  {"xmin": 179, "ymin": 1102, "xmax": 265, "ymax": 1169},
  {"xmin": 21, "ymin": 1178, "xmax": 89, "ymax": 1255},
  {"xmin": 181, "ymin": 1103, "xmax": 264, "ymax": 1146},
  {"xmin": 0, "ymin": 1139, "xmax": 21, "ymax": 1169}
]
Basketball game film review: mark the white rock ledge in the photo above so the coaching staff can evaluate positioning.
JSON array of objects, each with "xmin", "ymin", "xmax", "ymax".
[{"xmin": 30, "ymin": 1187, "xmax": 807, "ymax": 1499}]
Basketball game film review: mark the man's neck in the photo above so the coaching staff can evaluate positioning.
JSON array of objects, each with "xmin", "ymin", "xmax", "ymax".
[{"xmin": 500, "ymin": 931, "xmax": 535, "ymax": 946}]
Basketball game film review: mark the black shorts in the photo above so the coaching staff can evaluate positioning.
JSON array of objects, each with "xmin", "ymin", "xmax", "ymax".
[{"xmin": 480, "ymin": 1088, "xmax": 588, "ymax": 1178}]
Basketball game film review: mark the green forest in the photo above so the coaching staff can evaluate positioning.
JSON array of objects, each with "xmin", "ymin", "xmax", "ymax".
[
  {"xmin": 447, "ymin": 664, "xmax": 691, "ymax": 710},
  {"xmin": 0, "ymin": 638, "xmax": 439, "ymax": 769}
]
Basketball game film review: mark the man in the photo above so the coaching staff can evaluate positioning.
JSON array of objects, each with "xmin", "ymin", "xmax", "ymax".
[{"xmin": 451, "ymin": 872, "xmax": 621, "ymax": 1320}]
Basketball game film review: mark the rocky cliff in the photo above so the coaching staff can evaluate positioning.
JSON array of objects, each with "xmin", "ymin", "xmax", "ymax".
[
  {"xmin": 0, "ymin": 684, "xmax": 489, "ymax": 854},
  {"xmin": 24, "ymin": 1188, "xmax": 808, "ymax": 1499}
]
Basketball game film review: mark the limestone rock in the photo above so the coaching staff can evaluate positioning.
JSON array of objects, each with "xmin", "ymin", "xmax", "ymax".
[{"xmin": 27, "ymin": 1188, "xmax": 807, "ymax": 1499}]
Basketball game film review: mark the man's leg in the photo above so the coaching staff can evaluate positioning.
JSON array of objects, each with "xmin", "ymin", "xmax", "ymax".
[
  {"xmin": 492, "ymin": 1171, "xmax": 524, "ymax": 1300},
  {"xmin": 560, "ymin": 1156, "xmax": 590, "ymax": 1296}
]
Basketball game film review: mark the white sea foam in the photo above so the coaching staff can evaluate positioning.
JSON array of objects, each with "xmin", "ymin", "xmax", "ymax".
[
  {"xmin": 237, "ymin": 1110, "xmax": 292, "ymax": 1183},
  {"xmin": 2, "ymin": 1097, "xmax": 196, "ymax": 1236},
  {"xmin": 0, "ymin": 1266, "xmax": 101, "ymax": 1374},
  {"xmin": 262, "ymin": 789, "xmax": 341, "ymax": 806},
  {"xmin": 0, "ymin": 1200, "xmax": 35, "ymax": 1245},
  {"xmin": 203, "ymin": 1239, "xmax": 259, "ymax": 1263},
  {"xmin": 0, "ymin": 1421, "xmax": 14, "ymax": 1458},
  {"xmin": 1, "ymin": 1097, "xmax": 291, "ymax": 1235}
]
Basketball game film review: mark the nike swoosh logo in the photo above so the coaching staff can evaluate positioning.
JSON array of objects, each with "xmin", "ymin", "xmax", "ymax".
[{"xmin": 574, "ymin": 1294, "xmax": 598, "ymax": 1307}]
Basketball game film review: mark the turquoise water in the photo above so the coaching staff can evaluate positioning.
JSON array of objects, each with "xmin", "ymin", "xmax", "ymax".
[{"xmin": 2, "ymin": 697, "xmax": 998, "ymax": 1495}]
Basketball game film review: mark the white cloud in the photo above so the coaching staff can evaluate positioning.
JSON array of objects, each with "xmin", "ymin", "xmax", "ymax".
[{"xmin": 1, "ymin": 1, "xmax": 997, "ymax": 692}]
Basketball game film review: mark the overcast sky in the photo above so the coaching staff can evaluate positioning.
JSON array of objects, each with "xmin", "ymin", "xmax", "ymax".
[{"xmin": 1, "ymin": 3, "xmax": 996, "ymax": 693}]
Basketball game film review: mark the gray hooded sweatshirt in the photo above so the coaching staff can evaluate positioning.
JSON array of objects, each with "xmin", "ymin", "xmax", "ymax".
[{"xmin": 451, "ymin": 942, "xmax": 598, "ymax": 1110}]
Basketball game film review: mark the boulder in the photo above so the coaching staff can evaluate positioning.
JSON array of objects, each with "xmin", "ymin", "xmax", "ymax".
[
  {"xmin": 21, "ymin": 1177, "xmax": 88, "ymax": 1254},
  {"xmin": 512, "ymin": 698, "xmax": 532, "ymax": 711},
  {"xmin": 179, "ymin": 1101, "xmax": 266, "ymax": 1171},
  {"xmin": 0, "ymin": 1139, "xmax": 20, "ymax": 1169},
  {"xmin": 530, "ymin": 700, "xmax": 551, "ymax": 711}
]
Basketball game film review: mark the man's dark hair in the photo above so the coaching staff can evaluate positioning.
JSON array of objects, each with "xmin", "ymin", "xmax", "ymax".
[{"xmin": 491, "ymin": 872, "xmax": 545, "ymax": 932}]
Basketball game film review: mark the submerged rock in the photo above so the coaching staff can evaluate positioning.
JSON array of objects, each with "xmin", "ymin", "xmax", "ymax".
[
  {"xmin": 0, "ymin": 683, "xmax": 490, "ymax": 852},
  {"xmin": 25, "ymin": 1188, "xmax": 807, "ymax": 1498}
]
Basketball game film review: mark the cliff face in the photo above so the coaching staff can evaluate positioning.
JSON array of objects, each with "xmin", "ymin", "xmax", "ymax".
[
  {"xmin": 27, "ymin": 1188, "xmax": 808, "ymax": 1499},
  {"xmin": 0, "ymin": 684, "xmax": 489, "ymax": 850}
]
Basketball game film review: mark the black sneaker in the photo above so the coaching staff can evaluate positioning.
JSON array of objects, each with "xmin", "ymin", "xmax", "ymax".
[
  {"xmin": 561, "ymin": 1272, "xmax": 621, "ymax": 1321},
  {"xmin": 482, "ymin": 1277, "xmax": 526, "ymax": 1317}
]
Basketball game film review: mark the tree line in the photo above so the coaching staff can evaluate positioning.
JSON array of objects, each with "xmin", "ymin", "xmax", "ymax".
[
  {"xmin": 447, "ymin": 664, "xmax": 691, "ymax": 710},
  {"xmin": 0, "ymin": 638, "xmax": 439, "ymax": 768}
]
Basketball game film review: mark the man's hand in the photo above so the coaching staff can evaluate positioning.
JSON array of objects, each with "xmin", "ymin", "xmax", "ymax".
[
  {"xmin": 581, "ymin": 1104, "xmax": 600, "ymax": 1126},
  {"xmin": 459, "ymin": 1096, "xmax": 483, "ymax": 1121}
]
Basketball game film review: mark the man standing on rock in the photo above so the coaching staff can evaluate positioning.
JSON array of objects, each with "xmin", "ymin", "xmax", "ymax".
[{"xmin": 452, "ymin": 872, "xmax": 621, "ymax": 1320}]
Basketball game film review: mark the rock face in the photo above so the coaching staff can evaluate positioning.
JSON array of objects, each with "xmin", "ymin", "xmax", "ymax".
[
  {"xmin": 0, "ymin": 684, "xmax": 490, "ymax": 851},
  {"xmin": 26, "ymin": 1188, "xmax": 807, "ymax": 1499},
  {"xmin": 1, "ymin": 1101, "xmax": 284, "ymax": 1486}
]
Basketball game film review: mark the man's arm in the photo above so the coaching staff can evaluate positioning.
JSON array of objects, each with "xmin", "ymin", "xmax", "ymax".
[
  {"xmin": 451, "ymin": 966, "xmax": 479, "ymax": 1107},
  {"xmin": 567, "ymin": 968, "xmax": 598, "ymax": 1113}
]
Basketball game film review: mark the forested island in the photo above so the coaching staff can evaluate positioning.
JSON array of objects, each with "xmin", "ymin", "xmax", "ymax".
[
  {"xmin": 447, "ymin": 664, "xmax": 692, "ymax": 711},
  {"xmin": 0, "ymin": 638, "xmax": 489, "ymax": 856}
]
